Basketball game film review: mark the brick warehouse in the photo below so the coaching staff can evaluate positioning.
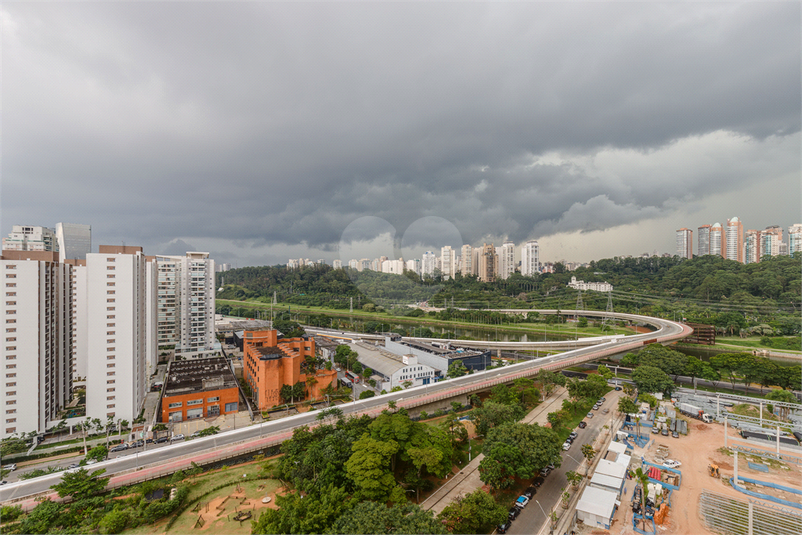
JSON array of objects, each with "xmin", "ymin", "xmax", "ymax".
[
  {"xmin": 160, "ymin": 357, "xmax": 240, "ymax": 423},
  {"xmin": 243, "ymin": 330, "xmax": 337, "ymax": 410}
]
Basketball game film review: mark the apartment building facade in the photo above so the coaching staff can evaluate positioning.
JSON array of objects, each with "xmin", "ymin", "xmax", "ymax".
[
  {"xmin": 725, "ymin": 217, "xmax": 743, "ymax": 263},
  {"xmin": 675, "ymin": 228, "xmax": 693, "ymax": 259},
  {"xmin": 520, "ymin": 240, "xmax": 540, "ymax": 276}
]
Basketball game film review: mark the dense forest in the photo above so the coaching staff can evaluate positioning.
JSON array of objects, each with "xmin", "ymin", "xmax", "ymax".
[{"xmin": 217, "ymin": 254, "xmax": 801, "ymax": 335}]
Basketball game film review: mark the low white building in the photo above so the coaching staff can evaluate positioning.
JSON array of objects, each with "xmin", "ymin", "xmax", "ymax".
[
  {"xmin": 576, "ymin": 486, "xmax": 618, "ymax": 529},
  {"xmin": 568, "ymin": 276, "xmax": 613, "ymax": 292},
  {"xmin": 350, "ymin": 342, "xmax": 435, "ymax": 391}
]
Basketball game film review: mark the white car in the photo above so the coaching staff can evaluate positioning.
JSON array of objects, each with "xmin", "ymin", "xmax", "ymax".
[
  {"xmin": 562, "ymin": 441, "xmax": 572, "ymax": 451},
  {"xmin": 663, "ymin": 460, "xmax": 682, "ymax": 469},
  {"xmin": 3, "ymin": 464, "xmax": 16, "ymax": 472}
]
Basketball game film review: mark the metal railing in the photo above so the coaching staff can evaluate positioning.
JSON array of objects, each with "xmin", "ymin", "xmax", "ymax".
[{"xmin": 698, "ymin": 490, "xmax": 802, "ymax": 535}]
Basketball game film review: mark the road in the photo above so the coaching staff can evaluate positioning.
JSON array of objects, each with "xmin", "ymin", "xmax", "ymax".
[
  {"xmin": 507, "ymin": 391, "xmax": 623, "ymax": 535},
  {"xmin": 1, "ymin": 310, "xmax": 688, "ymax": 505}
]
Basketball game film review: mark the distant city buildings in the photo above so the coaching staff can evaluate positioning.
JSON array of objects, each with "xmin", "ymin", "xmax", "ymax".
[
  {"xmin": 789, "ymin": 224, "xmax": 802, "ymax": 256},
  {"xmin": 2, "ymin": 225, "xmax": 58, "ymax": 253},
  {"xmin": 675, "ymin": 228, "xmax": 693, "ymax": 259}
]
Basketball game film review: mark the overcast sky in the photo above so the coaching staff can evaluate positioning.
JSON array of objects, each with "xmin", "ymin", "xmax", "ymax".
[{"xmin": 2, "ymin": 2, "xmax": 799, "ymax": 266}]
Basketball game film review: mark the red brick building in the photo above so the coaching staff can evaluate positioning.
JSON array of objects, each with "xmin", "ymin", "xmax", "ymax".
[{"xmin": 160, "ymin": 357, "xmax": 240, "ymax": 423}]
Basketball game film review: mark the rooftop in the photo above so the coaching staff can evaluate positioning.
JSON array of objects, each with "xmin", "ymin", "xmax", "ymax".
[
  {"xmin": 164, "ymin": 357, "xmax": 239, "ymax": 397},
  {"xmin": 350, "ymin": 343, "xmax": 406, "ymax": 378}
]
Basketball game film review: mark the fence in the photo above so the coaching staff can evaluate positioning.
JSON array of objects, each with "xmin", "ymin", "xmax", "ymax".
[{"xmin": 698, "ymin": 490, "xmax": 802, "ymax": 535}]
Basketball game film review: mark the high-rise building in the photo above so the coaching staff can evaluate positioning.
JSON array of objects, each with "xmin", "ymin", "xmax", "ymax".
[
  {"xmin": 498, "ymin": 241, "xmax": 516, "ymax": 279},
  {"xmin": 520, "ymin": 240, "xmax": 540, "ymax": 276},
  {"xmin": 1, "ymin": 250, "xmax": 73, "ymax": 438},
  {"xmin": 332, "ymin": 259, "xmax": 343, "ymax": 269},
  {"xmin": 405, "ymin": 258, "xmax": 420, "ymax": 275},
  {"xmin": 460, "ymin": 244, "xmax": 473, "ymax": 276},
  {"xmin": 697, "ymin": 224, "xmax": 711, "ymax": 256},
  {"xmin": 726, "ymin": 217, "xmax": 743, "ymax": 263},
  {"xmin": 2, "ymin": 225, "xmax": 58, "ymax": 253},
  {"xmin": 789, "ymin": 224, "xmax": 802, "ymax": 256},
  {"xmin": 421, "ymin": 251, "xmax": 437, "ymax": 277},
  {"xmin": 710, "ymin": 223, "xmax": 725, "ymax": 258},
  {"xmin": 85, "ymin": 246, "xmax": 154, "ymax": 423},
  {"xmin": 440, "ymin": 246, "xmax": 456, "ymax": 280},
  {"xmin": 55, "ymin": 223, "xmax": 91, "ymax": 262},
  {"xmin": 760, "ymin": 226, "xmax": 783, "ymax": 259},
  {"xmin": 744, "ymin": 230, "xmax": 761, "ymax": 264},
  {"xmin": 477, "ymin": 243, "xmax": 497, "ymax": 283},
  {"xmin": 676, "ymin": 228, "xmax": 693, "ymax": 259}
]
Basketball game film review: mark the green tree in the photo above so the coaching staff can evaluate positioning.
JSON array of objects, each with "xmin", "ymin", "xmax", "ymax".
[
  {"xmin": 765, "ymin": 389, "xmax": 800, "ymax": 420},
  {"xmin": 358, "ymin": 390, "xmax": 375, "ymax": 400},
  {"xmin": 84, "ymin": 444, "xmax": 108, "ymax": 464},
  {"xmin": 471, "ymin": 401, "xmax": 524, "ymax": 436},
  {"xmin": 580, "ymin": 444, "xmax": 596, "ymax": 475},
  {"xmin": 328, "ymin": 501, "xmax": 446, "ymax": 534},
  {"xmin": 631, "ymin": 365, "xmax": 674, "ymax": 395},
  {"xmin": 437, "ymin": 489, "xmax": 507, "ymax": 534},
  {"xmin": 446, "ymin": 359, "xmax": 468, "ymax": 378},
  {"xmin": 597, "ymin": 364, "xmax": 613, "ymax": 380},
  {"xmin": 251, "ymin": 485, "xmax": 352, "ymax": 534},
  {"xmin": 197, "ymin": 425, "xmax": 220, "ymax": 437},
  {"xmin": 98, "ymin": 508, "xmax": 128, "ymax": 534},
  {"xmin": 50, "ymin": 468, "xmax": 109, "ymax": 499},
  {"xmin": 618, "ymin": 397, "xmax": 637, "ymax": 415},
  {"xmin": 345, "ymin": 435, "xmax": 400, "ymax": 501},
  {"xmin": 479, "ymin": 422, "xmax": 561, "ymax": 490}
]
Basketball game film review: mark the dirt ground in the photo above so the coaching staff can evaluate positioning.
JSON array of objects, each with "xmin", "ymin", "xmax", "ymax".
[{"xmin": 576, "ymin": 417, "xmax": 801, "ymax": 535}]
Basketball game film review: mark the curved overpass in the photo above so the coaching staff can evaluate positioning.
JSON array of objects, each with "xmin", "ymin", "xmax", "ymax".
[{"xmin": 1, "ymin": 311, "xmax": 690, "ymax": 506}]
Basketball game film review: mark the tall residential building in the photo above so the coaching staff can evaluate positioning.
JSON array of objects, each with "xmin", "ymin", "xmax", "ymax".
[
  {"xmin": 789, "ymin": 224, "xmax": 802, "ymax": 256},
  {"xmin": 381, "ymin": 258, "xmax": 405, "ymax": 274},
  {"xmin": 676, "ymin": 228, "xmax": 693, "ymax": 259},
  {"xmin": 710, "ymin": 223, "xmax": 725, "ymax": 258},
  {"xmin": 460, "ymin": 244, "xmax": 473, "ymax": 276},
  {"xmin": 744, "ymin": 230, "xmax": 761, "ymax": 264},
  {"xmin": 332, "ymin": 259, "xmax": 343, "ymax": 269},
  {"xmin": 55, "ymin": 223, "xmax": 91, "ymax": 262},
  {"xmin": 440, "ymin": 246, "xmax": 456, "ymax": 280},
  {"xmin": 477, "ymin": 243, "xmax": 497, "ymax": 283},
  {"xmin": 498, "ymin": 241, "xmax": 516, "ymax": 279},
  {"xmin": 2, "ymin": 225, "xmax": 58, "ymax": 253},
  {"xmin": 520, "ymin": 240, "xmax": 540, "ymax": 276},
  {"xmin": 85, "ymin": 246, "xmax": 154, "ymax": 423},
  {"xmin": 726, "ymin": 217, "xmax": 743, "ymax": 263},
  {"xmin": 760, "ymin": 226, "xmax": 783, "ymax": 259},
  {"xmin": 697, "ymin": 224, "xmax": 711, "ymax": 256},
  {"xmin": 405, "ymin": 258, "xmax": 420, "ymax": 275},
  {"xmin": 421, "ymin": 251, "xmax": 437, "ymax": 277},
  {"xmin": 1, "ymin": 250, "xmax": 73, "ymax": 438}
]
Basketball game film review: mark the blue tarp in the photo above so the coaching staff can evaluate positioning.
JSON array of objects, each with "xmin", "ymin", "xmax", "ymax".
[
  {"xmin": 747, "ymin": 462, "xmax": 769, "ymax": 473},
  {"xmin": 730, "ymin": 476, "xmax": 802, "ymax": 510}
]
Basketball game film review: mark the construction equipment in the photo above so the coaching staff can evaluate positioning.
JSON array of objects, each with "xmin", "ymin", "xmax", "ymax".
[{"xmin": 708, "ymin": 464, "xmax": 720, "ymax": 477}]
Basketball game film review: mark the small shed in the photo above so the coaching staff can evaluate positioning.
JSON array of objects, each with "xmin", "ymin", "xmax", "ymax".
[
  {"xmin": 589, "ymin": 472, "xmax": 625, "ymax": 497},
  {"xmin": 596, "ymin": 459, "xmax": 628, "ymax": 480},
  {"xmin": 608, "ymin": 441, "xmax": 628, "ymax": 457},
  {"xmin": 576, "ymin": 486, "xmax": 618, "ymax": 529}
]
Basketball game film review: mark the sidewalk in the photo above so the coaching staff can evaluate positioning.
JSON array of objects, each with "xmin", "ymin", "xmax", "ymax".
[{"xmin": 421, "ymin": 387, "xmax": 570, "ymax": 515}]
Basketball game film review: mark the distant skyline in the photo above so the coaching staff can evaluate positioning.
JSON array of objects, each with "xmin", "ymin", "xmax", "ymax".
[{"xmin": 2, "ymin": 3, "xmax": 799, "ymax": 267}]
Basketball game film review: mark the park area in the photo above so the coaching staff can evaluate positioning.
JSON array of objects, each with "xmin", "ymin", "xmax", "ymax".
[{"xmin": 122, "ymin": 459, "xmax": 283, "ymax": 535}]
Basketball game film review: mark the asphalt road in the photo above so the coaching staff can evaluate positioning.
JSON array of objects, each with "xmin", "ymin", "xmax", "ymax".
[
  {"xmin": 1, "ymin": 311, "xmax": 686, "ymax": 504},
  {"xmin": 507, "ymin": 391, "xmax": 622, "ymax": 535}
]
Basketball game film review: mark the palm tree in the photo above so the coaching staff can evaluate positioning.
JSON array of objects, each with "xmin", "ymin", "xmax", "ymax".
[{"xmin": 634, "ymin": 467, "xmax": 650, "ymax": 531}]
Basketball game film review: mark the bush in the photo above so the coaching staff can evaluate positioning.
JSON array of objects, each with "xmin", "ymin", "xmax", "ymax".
[
  {"xmin": 1, "ymin": 504, "xmax": 23, "ymax": 522},
  {"xmin": 98, "ymin": 509, "xmax": 128, "ymax": 534}
]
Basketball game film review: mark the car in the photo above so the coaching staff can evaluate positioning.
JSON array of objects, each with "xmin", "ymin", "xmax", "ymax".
[
  {"xmin": 562, "ymin": 441, "xmax": 571, "ymax": 451},
  {"xmin": 0, "ymin": 481, "xmax": 7, "ymax": 485},
  {"xmin": 67, "ymin": 463, "xmax": 79, "ymax": 469},
  {"xmin": 539, "ymin": 467, "xmax": 551, "ymax": 477},
  {"xmin": 3, "ymin": 464, "xmax": 16, "ymax": 472},
  {"xmin": 133, "ymin": 440, "xmax": 144, "ymax": 448},
  {"xmin": 672, "ymin": 431, "xmax": 679, "ymax": 438},
  {"xmin": 663, "ymin": 460, "xmax": 682, "ymax": 469},
  {"xmin": 569, "ymin": 432, "xmax": 578, "ymax": 440},
  {"xmin": 156, "ymin": 436, "xmax": 169, "ymax": 444},
  {"xmin": 508, "ymin": 507, "xmax": 520, "ymax": 521},
  {"xmin": 190, "ymin": 431, "xmax": 201, "ymax": 438},
  {"xmin": 652, "ymin": 426, "xmax": 660, "ymax": 434},
  {"xmin": 565, "ymin": 436, "xmax": 574, "ymax": 444},
  {"xmin": 497, "ymin": 522, "xmax": 510, "ymax": 534},
  {"xmin": 661, "ymin": 428, "xmax": 669, "ymax": 436},
  {"xmin": 578, "ymin": 421, "xmax": 587, "ymax": 429},
  {"xmin": 615, "ymin": 386, "xmax": 622, "ymax": 391},
  {"xmin": 524, "ymin": 486, "xmax": 537, "ymax": 498},
  {"xmin": 515, "ymin": 495, "xmax": 530, "ymax": 508},
  {"xmin": 170, "ymin": 434, "xmax": 185, "ymax": 442},
  {"xmin": 599, "ymin": 397, "xmax": 606, "ymax": 403},
  {"xmin": 602, "ymin": 408, "xmax": 610, "ymax": 414},
  {"xmin": 85, "ymin": 459, "xmax": 98, "ymax": 465},
  {"xmin": 146, "ymin": 438, "xmax": 154, "ymax": 444},
  {"xmin": 587, "ymin": 413, "xmax": 594, "ymax": 418},
  {"xmin": 110, "ymin": 444, "xmax": 129, "ymax": 452}
]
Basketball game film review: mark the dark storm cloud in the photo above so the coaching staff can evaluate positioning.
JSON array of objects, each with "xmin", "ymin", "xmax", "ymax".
[{"xmin": 2, "ymin": 2, "xmax": 799, "ymax": 262}]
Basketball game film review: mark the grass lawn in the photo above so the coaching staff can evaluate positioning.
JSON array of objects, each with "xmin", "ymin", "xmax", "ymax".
[
  {"xmin": 715, "ymin": 337, "xmax": 801, "ymax": 353},
  {"xmin": 730, "ymin": 403, "xmax": 780, "ymax": 423}
]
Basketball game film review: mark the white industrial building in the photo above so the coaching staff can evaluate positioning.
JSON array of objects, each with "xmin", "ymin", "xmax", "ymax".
[
  {"xmin": 350, "ymin": 342, "xmax": 436, "ymax": 390},
  {"xmin": 1, "ymin": 251, "xmax": 73, "ymax": 438}
]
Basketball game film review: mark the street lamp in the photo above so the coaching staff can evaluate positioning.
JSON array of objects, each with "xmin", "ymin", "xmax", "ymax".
[{"xmin": 534, "ymin": 499, "xmax": 553, "ymax": 534}]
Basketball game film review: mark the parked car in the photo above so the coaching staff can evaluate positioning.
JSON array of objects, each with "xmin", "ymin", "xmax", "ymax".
[
  {"xmin": 652, "ymin": 426, "xmax": 660, "ymax": 434},
  {"xmin": 3, "ymin": 464, "xmax": 16, "ymax": 472},
  {"xmin": 0, "ymin": 481, "xmax": 7, "ymax": 485},
  {"xmin": 661, "ymin": 428, "xmax": 669, "ymax": 436},
  {"xmin": 508, "ymin": 507, "xmax": 520, "ymax": 521},
  {"xmin": 156, "ymin": 436, "xmax": 169, "ymax": 444},
  {"xmin": 569, "ymin": 432, "xmax": 578, "ymax": 440},
  {"xmin": 190, "ymin": 431, "xmax": 201, "ymax": 438},
  {"xmin": 663, "ymin": 459, "xmax": 682, "ymax": 469},
  {"xmin": 562, "ymin": 441, "xmax": 572, "ymax": 451},
  {"xmin": 85, "ymin": 459, "xmax": 98, "ymax": 465},
  {"xmin": 133, "ymin": 440, "xmax": 144, "ymax": 448},
  {"xmin": 170, "ymin": 434, "xmax": 185, "ymax": 442},
  {"xmin": 532, "ymin": 476, "xmax": 545, "ymax": 488},
  {"xmin": 524, "ymin": 486, "xmax": 537, "ymax": 498},
  {"xmin": 672, "ymin": 431, "xmax": 679, "ymax": 438},
  {"xmin": 586, "ymin": 413, "xmax": 594, "ymax": 419},
  {"xmin": 578, "ymin": 421, "xmax": 587, "ymax": 429},
  {"xmin": 67, "ymin": 463, "xmax": 79, "ymax": 469},
  {"xmin": 497, "ymin": 522, "xmax": 510, "ymax": 534},
  {"xmin": 515, "ymin": 496, "xmax": 530, "ymax": 509},
  {"xmin": 614, "ymin": 386, "xmax": 622, "ymax": 391},
  {"xmin": 602, "ymin": 408, "xmax": 610, "ymax": 414},
  {"xmin": 599, "ymin": 397, "xmax": 606, "ymax": 403},
  {"xmin": 539, "ymin": 467, "xmax": 551, "ymax": 477},
  {"xmin": 110, "ymin": 444, "xmax": 128, "ymax": 452}
]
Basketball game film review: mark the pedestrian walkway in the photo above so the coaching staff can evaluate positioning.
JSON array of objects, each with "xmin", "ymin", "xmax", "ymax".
[{"xmin": 421, "ymin": 387, "xmax": 570, "ymax": 515}]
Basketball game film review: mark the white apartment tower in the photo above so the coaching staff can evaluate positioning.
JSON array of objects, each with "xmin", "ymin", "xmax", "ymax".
[
  {"xmin": 760, "ymin": 226, "xmax": 783, "ymax": 259},
  {"xmin": 520, "ymin": 240, "xmax": 540, "ymax": 276},
  {"xmin": 726, "ymin": 217, "xmax": 744, "ymax": 263},
  {"xmin": 1, "ymin": 251, "xmax": 73, "ymax": 438},
  {"xmin": 789, "ymin": 224, "xmax": 802, "ymax": 256},
  {"xmin": 744, "ymin": 230, "xmax": 761, "ymax": 265},
  {"xmin": 2, "ymin": 225, "xmax": 58, "ymax": 253},
  {"xmin": 421, "ymin": 252, "xmax": 437, "ymax": 277},
  {"xmin": 675, "ymin": 228, "xmax": 693, "ymax": 259},
  {"xmin": 498, "ymin": 241, "xmax": 516, "ymax": 279},
  {"xmin": 709, "ymin": 223, "xmax": 725, "ymax": 258},
  {"xmin": 460, "ymin": 244, "xmax": 473, "ymax": 276},
  {"xmin": 440, "ymin": 246, "xmax": 456, "ymax": 280},
  {"xmin": 85, "ymin": 246, "xmax": 153, "ymax": 423},
  {"xmin": 332, "ymin": 259, "xmax": 343, "ymax": 269},
  {"xmin": 697, "ymin": 225, "xmax": 711, "ymax": 256}
]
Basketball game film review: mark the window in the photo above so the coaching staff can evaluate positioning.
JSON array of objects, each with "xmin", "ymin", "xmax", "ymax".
[
  {"xmin": 107, "ymin": 355, "xmax": 115, "ymax": 360},
  {"xmin": 6, "ymin": 427, "xmax": 14, "ymax": 432},
  {"xmin": 5, "ymin": 347, "xmax": 15, "ymax": 351},
  {"xmin": 107, "ymin": 347, "xmax": 115, "ymax": 352},
  {"xmin": 107, "ymin": 323, "xmax": 115, "ymax": 327},
  {"xmin": 168, "ymin": 401, "xmax": 182, "ymax": 408},
  {"xmin": 5, "ymin": 328, "xmax": 15, "ymax": 333},
  {"xmin": 5, "ymin": 292, "xmax": 14, "ymax": 297},
  {"xmin": 107, "ymin": 331, "xmax": 115, "ymax": 335},
  {"xmin": 5, "ymin": 364, "xmax": 16, "ymax": 369},
  {"xmin": 107, "ymin": 307, "xmax": 115, "ymax": 311},
  {"xmin": 5, "ymin": 409, "xmax": 15, "ymax": 414},
  {"xmin": 6, "ymin": 355, "xmax": 16, "ymax": 360},
  {"xmin": 106, "ymin": 363, "xmax": 115, "ymax": 368},
  {"xmin": 6, "ymin": 337, "xmax": 16, "ymax": 342},
  {"xmin": 5, "ymin": 301, "xmax": 15, "ymax": 306},
  {"xmin": 107, "ymin": 339, "xmax": 115, "ymax": 344},
  {"xmin": 5, "ymin": 382, "xmax": 15, "ymax": 387},
  {"xmin": 106, "ymin": 379, "xmax": 116, "ymax": 384},
  {"xmin": 6, "ymin": 400, "xmax": 15, "ymax": 405},
  {"xmin": 187, "ymin": 399, "xmax": 203, "ymax": 406},
  {"xmin": 5, "ymin": 274, "xmax": 16, "ymax": 279},
  {"xmin": 207, "ymin": 396, "xmax": 220, "ymax": 403},
  {"xmin": 107, "ymin": 404, "xmax": 115, "ymax": 409},
  {"xmin": 107, "ymin": 388, "xmax": 115, "ymax": 392},
  {"xmin": 107, "ymin": 258, "xmax": 116, "ymax": 262},
  {"xmin": 106, "ymin": 315, "xmax": 115, "ymax": 319},
  {"xmin": 107, "ymin": 274, "xmax": 115, "ymax": 278},
  {"xmin": 5, "ymin": 265, "xmax": 15, "ymax": 270},
  {"xmin": 224, "ymin": 402, "xmax": 238, "ymax": 412},
  {"xmin": 106, "ymin": 372, "xmax": 115, "ymax": 376},
  {"xmin": 5, "ymin": 320, "xmax": 15, "ymax": 324},
  {"xmin": 107, "ymin": 282, "xmax": 115, "ymax": 287},
  {"xmin": 5, "ymin": 283, "xmax": 16, "ymax": 287},
  {"xmin": 107, "ymin": 290, "xmax": 115, "ymax": 295},
  {"xmin": 6, "ymin": 373, "xmax": 16, "ymax": 378},
  {"xmin": 6, "ymin": 310, "xmax": 15, "ymax": 315},
  {"xmin": 107, "ymin": 298, "xmax": 115, "ymax": 303},
  {"xmin": 6, "ymin": 419, "xmax": 16, "ymax": 423},
  {"xmin": 107, "ymin": 396, "xmax": 115, "ymax": 400}
]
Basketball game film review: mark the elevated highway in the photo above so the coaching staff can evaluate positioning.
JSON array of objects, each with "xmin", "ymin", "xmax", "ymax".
[{"xmin": 0, "ymin": 311, "xmax": 690, "ymax": 507}]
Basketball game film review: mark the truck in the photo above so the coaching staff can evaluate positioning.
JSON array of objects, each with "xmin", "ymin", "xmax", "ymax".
[{"xmin": 677, "ymin": 402, "xmax": 713, "ymax": 423}]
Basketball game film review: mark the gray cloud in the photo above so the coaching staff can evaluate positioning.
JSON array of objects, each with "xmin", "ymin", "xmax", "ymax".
[{"xmin": 2, "ymin": 2, "xmax": 799, "ymax": 264}]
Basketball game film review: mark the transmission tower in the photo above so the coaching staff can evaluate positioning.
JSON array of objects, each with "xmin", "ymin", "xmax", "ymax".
[
  {"xmin": 601, "ymin": 291, "xmax": 614, "ymax": 330},
  {"xmin": 575, "ymin": 290, "xmax": 584, "ymax": 318}
]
